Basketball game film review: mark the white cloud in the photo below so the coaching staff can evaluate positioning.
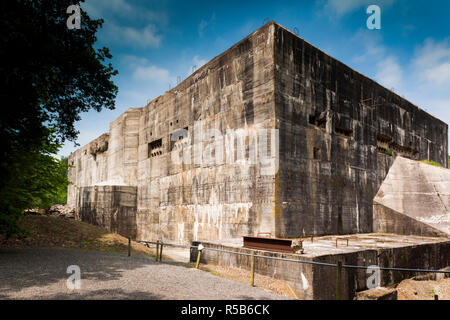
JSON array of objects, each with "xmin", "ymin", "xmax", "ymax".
[
  {"xmin": 349, "ymin": 30, "xmax": 406, "ymax": 95},
  {"xmin": 324, "ymin": 0, "xmax": 394, "ymax": 16},
  {"xmin": 424, "ymin": 63, "xmax": 450, "ymax": 85},
  {"xmin": 82, "ymin": 0, "xmax": 166, "ymax": 49},
  {"xmin": 405, "ymin": 38, "xmax": 450, "ymax": 126},
  {"xmin": 375, "ymin": 56, "xmax": 403, "ymax": 91},
  {"xmin": 198, "ymin": 13, "xmax": 216, "ymax": 37},
  {"xmin": 133, "ymin": 65, "xmax": 172, "ymax": 83},
  {"xmin": 351, "ymin": 30, "xmax": 386, "ymax": 63},
  {"xmin": 183, "ymin": 56, "xmax": 208, "ymax": 78},
  {"xmin": 82, "ymin": 0, "xmax": 167, "ymax": 24},
  {"xmin": 429, "ymin": 100, "xmax": 450, "ymax": 123},
  {"xmin": 105, "ymin": 24, "xmax": 162, "ymax": 48},
  {"xmin": 83, "ymin": 0, "xmax": 132, "ymax": 16},
  {"xmin": 412, "ymin": 38, "xmax": 450, "ymax": 87},
  {"xmin": 198, "ymin": 20, "xmax": 208, "ymax": 37},
  {"xmin": 193, "ymin": 55, "xmax": 207, "ymax": 69},
  {"xmin": 123, "ymin": 55, "xmax": 174, "ymax": 85}
]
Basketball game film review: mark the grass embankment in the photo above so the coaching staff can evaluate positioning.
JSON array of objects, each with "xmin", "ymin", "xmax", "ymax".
[
  {"xmin": 420, "ymin": 160, "xmax": 444, "ymax": 168},
  {"xmin": 0, "ymin": 215, "xmax": 152, "ymax": 257}
]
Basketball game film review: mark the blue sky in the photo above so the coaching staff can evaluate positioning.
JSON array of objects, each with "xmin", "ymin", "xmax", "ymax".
[{"xmin": 59, "ymin": 0, "xmax": 450, "ymax": 157}]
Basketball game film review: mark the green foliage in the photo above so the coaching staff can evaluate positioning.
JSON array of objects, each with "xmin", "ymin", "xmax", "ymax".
[
  {"xmin": 0, "ymin": 133, "xmax": 71, "ymax": 237},
  {"xmin": 379, "ymin": 148, "xmax": 393, "ymax": 157},
  {"xmin": 0, "ymin": 1, "xmax": 117, "ymax": 237},
  {"xmin": 420, "ymin": 160, "xmax": 443, "ymax": 168},
  {"xmin": 32, "ymin": 155, "xmax": 70, "ymax": 210}
]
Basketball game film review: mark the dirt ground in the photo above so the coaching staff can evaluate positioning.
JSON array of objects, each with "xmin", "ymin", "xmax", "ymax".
[
  {"xmin": 0, "ymin": 215, "xmax": 152, "ymax": 257},
  {"xmin": 199, "ymin": 264, "xmax": 298, "ymax": 299},
  {"xmin": 396, "ymin": 278, "xmax": 450, "ymax": 300}
]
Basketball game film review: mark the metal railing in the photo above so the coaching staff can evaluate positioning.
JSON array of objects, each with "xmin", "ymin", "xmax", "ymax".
[{"xmin": 130, "ymin": 238, "xmax": 450, "ymax": 273}]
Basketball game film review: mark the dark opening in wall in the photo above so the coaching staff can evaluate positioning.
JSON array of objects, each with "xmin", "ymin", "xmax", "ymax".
[
  {"xmin": 148, "ymin": 138, "xmax": 163, "ymax": 158},
  {"xmin": 377, "ymin": 146, "xmax": 393, "ymax": 157},
  {"xmin": 313, "ymin": 147, "xmax": 321, "ymax": 160},
  {"xmin": 377, "ymin": 134, "xmax": 392, "ymax": 143},
  {"xmin": 309, "ymin": 112, "xmax": 327, "ymax": 129},
  {"xmin": 317, "ymin": 118, "xmax": 326, "ymax": 128},
  {"xmin": 376, "ymin": 134, "xmax": 392, "ymax": 156},
  {"xmin": 376, "ymin": 134, "xmax": 418, "ymax": 159},
  {"xmin": 391, "ymin": 142, "xmax": 419, "ymax": 159},
  {"xmin": 335, "ymin": 126, "xmax": 353, "ymax": 138}
]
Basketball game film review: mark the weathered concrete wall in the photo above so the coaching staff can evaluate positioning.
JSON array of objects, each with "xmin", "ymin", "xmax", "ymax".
[
  {"xmin": 67, "ymin": 108, "xmax": 142, "ymax": 194},
  {"xmin": 134, "ymin": 22, "xmax": 277, "ymax": 243},
  {"xmin": 272, "ymin": 23, "xmax": 448, "ymax": 238},
  {"xmin": 373, "ymin": 203, "xmax": 447, "ymax": 237},
  {"xmin": 76, "ymin": 185, "xmax": 138, "ymax": 238},
  {"xmin": 69, "ymin": 23, "xmax": 278, "ymax": 242},
  {"xmin": 108, "ymin": 108, "xmax": 142, "ymax": 186},
  {"xmin": 374, "ymin": 156, "xmax": 450, "ymax": 236},
  {"xmin": 67, "ymin": 133, "xmax": 110, "ymax": 208}
]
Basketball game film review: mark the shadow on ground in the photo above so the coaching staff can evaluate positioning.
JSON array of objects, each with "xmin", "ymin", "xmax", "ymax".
[{"xmin": 0, "ymin": 248, "xmax": 157, "ymax": 299}]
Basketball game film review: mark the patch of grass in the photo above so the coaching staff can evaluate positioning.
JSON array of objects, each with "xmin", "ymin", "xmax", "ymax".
[
  {"xmin": 0, "ymin": 215, "xmax": 151, "ymax": 257},
  {"xmin": 420, "ymin": 160, "xmax": 443, "ymax": 168}
]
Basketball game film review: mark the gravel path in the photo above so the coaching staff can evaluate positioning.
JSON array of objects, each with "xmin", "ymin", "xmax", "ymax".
[{"xmin": 0, "ymin": 248, "xmax": 289, "ymax": 300}]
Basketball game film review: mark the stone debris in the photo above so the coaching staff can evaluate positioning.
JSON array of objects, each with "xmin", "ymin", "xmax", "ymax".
[
  {"xmin": 354, "ymin": 287, "xmax": 398, "ymax": 300},
  {"xmin": 24, "ymin": 209, "xmax": 46, "ymax": 215},
  {"xmin": 290, "ymin": 239, "xmax": 304, "ymax": 254},
  {"xmin": 47, "ymin": 204, "xmax": 75, "ymax": 218}
]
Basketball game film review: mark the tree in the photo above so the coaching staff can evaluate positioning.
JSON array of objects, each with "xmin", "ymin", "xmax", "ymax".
[
  {"xmin": 30, "ymin": 155, "xmax": 71, "ymax": 210},
  {"xmin": 0, "ymin": 0, "xmax": 118, "ymax": 237}
]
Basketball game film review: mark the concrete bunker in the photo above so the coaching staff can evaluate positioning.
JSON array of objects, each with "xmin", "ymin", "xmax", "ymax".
[{"xmin": 68, "ymin": 21, "xmax": 448, "ymax": 246}]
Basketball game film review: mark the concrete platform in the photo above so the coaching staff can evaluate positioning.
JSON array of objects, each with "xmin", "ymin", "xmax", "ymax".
[{"xmin": 192, "ymin": 233, "xmax": 450, "ymax": 300}]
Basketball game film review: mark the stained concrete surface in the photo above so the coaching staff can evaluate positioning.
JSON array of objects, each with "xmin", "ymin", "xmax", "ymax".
[{"xmin": 374, "ymin": 157, "xmax": 450, "ymax": 236}]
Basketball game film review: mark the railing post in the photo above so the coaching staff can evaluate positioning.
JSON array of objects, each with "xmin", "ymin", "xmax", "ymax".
[
  {"xmin": 155, "ymin": 241, "xmax": 160, "ymax": 262},
  {"xmin": 336, "ymin": 261, "xmax": 342, "ymax": 300},
  {"xmin": 128, "ymin": 237, "xmax": 131, "ymax": 257},
  {"xmin": 195, "ymin": 244, "xmax": 204, "ymax": 269},
  {"xmin": 250, "ymin": 251, "xmax": 255, "ymax": 287},
  {"xmin": 159, "ymin": 242, "xmax": 163, "ymax": 263}
]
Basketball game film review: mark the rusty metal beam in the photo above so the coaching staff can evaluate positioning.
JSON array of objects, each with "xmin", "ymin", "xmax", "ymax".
[{"xmin": 243, "ymin": 236, "xmax": 294, "ymax": 253}]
